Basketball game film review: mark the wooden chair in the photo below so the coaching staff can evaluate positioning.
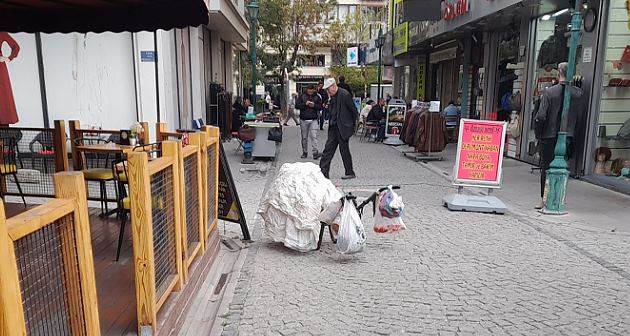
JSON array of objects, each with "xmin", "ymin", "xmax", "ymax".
[
  {"xmin": 0, "ymin": 138, "xmax": 26, "ymax": 205},
  {"xmin": 74, "ymin": 137, "xmax": 115, "ymax": 215},
  {"xmin": 111, "ymin": 156, "xmax": 130, "ymax": 261}
]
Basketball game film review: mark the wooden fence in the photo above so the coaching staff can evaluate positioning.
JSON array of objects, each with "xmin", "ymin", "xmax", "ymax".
[
  {"xmin": 0, "ymin": 121, "xmax": 69, "ymax": 198},
  {"xmin": 201, "ymin": 126, "xmax": 220, "ymax": 247},
  {"xmin": 127, "ymin": 141, "xmax": 184, "ymax": 334},
  {"xmin": 0, "ymin": 172, "xmax": 100, "ymax": 335}
]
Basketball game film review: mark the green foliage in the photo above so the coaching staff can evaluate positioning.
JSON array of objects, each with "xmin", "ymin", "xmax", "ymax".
[{"xmin": 329, "ymin": 65, "xmax": 380, "ymax": 97}]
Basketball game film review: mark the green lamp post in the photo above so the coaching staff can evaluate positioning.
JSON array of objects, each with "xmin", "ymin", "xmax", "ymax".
[
  {"xmin": 246, "ymin": 0, "xmax": 259, "ymax": 109},
  {"xmin": 542, "ymin": 0, "xmax": 583, "ymax": 215},
  {"xmin": 376, "ymin": 27, "xmax": 385, "ymax": 102}
]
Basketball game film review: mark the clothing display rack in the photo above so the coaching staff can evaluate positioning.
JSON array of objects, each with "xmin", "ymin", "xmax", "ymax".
[{"xmin": 400, "ymin": 102, "xmax": 448, "ymax": 162}]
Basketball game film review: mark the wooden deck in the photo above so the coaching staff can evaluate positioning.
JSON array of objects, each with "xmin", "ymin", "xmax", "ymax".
[{"xmin": 5, "ymin": 202, "xmax": 137, "ymax": 335}]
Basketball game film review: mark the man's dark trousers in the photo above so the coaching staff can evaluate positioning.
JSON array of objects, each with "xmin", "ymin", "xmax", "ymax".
[{"xmin": 319, "ymin": 125, "xmax": 354, "ymax": 178}]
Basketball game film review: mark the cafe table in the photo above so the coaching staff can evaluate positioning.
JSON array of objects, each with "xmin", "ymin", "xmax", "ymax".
[{"xmin": 244, "ymin": 122, "xmax": 279, "ymax": 159}]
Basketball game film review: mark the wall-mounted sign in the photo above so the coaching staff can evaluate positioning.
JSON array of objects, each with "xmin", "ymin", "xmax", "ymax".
[
  {"xmin": 429, "ymin": 47, "xmax": 457, "ymax": 63},
  {"xmin": 347, "ymin": 46, "xmax": 359, "ymax": 67},
  {"xmin": 417, "ymin": 56, "xmax": 426, "ymax": 101},
  {"xmin": 442, "ymin": 0, "xmax": 470, "ymax": 21},
  {"xmin": 403, "ymin": 0, "xmax": 442, "ymax": 22},
  {"xmin": 393, "ymin": 22, "xmax": 409, "ymax": 56},
  {"xmin": 140, "ymin": 50, "xmax": 156, "ymax": 62}
]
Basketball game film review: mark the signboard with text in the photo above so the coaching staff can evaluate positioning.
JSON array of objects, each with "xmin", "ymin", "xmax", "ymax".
[
  {"xmin": 218, "ymin": 142, "xmax": 251, "ymax": 240},
  {"xmin": 393, "ymin": 22, "xmax": 409, "ymax": 56},
  {"xmin": 453, "ymin": 119, "xmax": 507, "ymax": 188},
  {"xmin": 385, "ymin": 102, "xmax": 407, "ymax": 136}
]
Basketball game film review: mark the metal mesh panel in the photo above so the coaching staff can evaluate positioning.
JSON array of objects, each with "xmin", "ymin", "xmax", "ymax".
[
  {"xmin": 14, "ymin": 214, "xmax": 86, "ymax": 336},
  {"xmin": 206, "ymin": 144, "xmax": 217, "ymax": 231},
  {"xmin": 150, "ymin": 167, "xmax": 178, "ymax": 300},
  {"xmin": 0, "ymin": 127, "xmax": 57, "ymax": 197},
  {"xmin": 183, "ymin": 155, "xmax": 200, "ymax": 251}
]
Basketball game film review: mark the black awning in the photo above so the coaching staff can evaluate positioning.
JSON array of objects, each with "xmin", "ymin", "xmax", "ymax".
[{"xmin": 0, "ymin": 0, "xmax": 209, "ymax": 33}]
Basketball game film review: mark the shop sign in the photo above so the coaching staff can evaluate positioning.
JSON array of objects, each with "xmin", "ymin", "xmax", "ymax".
[
  {"xmin": 386, "ymin": 102, "xmax": 407, "ymax": 136},
  {"xmin": 417, "ymin": 56, "xmax": 426, "ymax": 101},
  {"xmin": 347, "ymin": 46, "xmax": 359, "ymax": 67},
  {"xmin": 442, "ymin": 0, "xmax": 470, "ymax": 21},
  {"xmin": 453, "ymin": 119, "xmax": 507, "ymax": 187},
  {"xmin": 393, "ymin": 22, "xmax": 409, "ymax": 56}
]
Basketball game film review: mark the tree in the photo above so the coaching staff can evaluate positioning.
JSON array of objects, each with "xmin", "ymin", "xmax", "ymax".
[
  {"xmin": 254, "ymin": 0, "xmax": 335, "ymax": 109},
  {"xmin": 329, "ymin": 65, "xmax": 379, "ymax": 98}
]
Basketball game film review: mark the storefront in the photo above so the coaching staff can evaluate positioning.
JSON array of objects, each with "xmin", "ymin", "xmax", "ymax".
[{"xmin": 583, "ymin": 0, "xmax": 630, "ymax": 193}]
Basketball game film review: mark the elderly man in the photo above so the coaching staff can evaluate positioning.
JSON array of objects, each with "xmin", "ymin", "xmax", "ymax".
[{"xmin": 319, "ymin": 78, "xmax": 358, "ymax": 179}]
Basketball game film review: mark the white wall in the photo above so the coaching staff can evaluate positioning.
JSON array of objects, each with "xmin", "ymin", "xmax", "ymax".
[
  {"xmin": 3, "ymin": 33, "xmax": 44, "ymax": 127},
  {"xmin": 157, "ymin": 30, "xmax": 180, "ymax": 131},
  {"xmin": 190, "ymin": 27, "xmax": 205, "ymax": 121},
  {"xmin": 132, "ymin": 31, "xmax": 158, "ymax": 140},
  {"xmin": 41, "ymin": 32, "xmax": 137, "ymax": 130}
]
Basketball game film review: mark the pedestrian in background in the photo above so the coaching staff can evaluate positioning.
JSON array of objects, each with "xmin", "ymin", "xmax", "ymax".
[
  {"xmin": 284, "ymin": 93, "xmax": 300, "ymax": 126},
  {"xmin": 319, "ymin": 78, "xmax": 358, "ymax": 179},
  {"xmin": 265, "ymin": 92, "xmax": 273, "ymax": 112},
  {"xmin": 337, "ymin": 75, "xmax": 353, "ymax": 97},
  {"xmin": 296, "ymin": 84, "xmax": 323, "ymax": 159},
  {"xmin": 533, "ymin": 62, "xmax": 582, "ymax": 209},
  {"xmin": 317, "ymin": 82, "xmax": 329, "ymax": 130}
]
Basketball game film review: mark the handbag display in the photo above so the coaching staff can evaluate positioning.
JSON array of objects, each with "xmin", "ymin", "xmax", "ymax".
[
  {"xmin": 268, "ymin": 127, "xmax": 283, "ymax": 142},
  {"xmin": 238, "ymin": 125, "xmax": 256, "ymax": 142}
]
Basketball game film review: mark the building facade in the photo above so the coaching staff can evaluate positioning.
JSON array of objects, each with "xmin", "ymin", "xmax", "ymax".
[
  {"xmin": 4, "ymin": 0, "xmax": 248, "ymax": 136},
  {"xmin": 390, "ymin": 0, "xmax": 630, "ymax": 194}
]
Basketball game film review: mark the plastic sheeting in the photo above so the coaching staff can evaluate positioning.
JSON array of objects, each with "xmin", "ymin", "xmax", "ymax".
[{"xmin": 258, "ymin": 162, "xmax": 342, "ymax": 252}]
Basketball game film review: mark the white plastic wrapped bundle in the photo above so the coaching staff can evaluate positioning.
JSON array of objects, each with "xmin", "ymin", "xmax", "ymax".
[{"xmin": 258, "ymin": 162, "xmax": 342, "ymax": 252}]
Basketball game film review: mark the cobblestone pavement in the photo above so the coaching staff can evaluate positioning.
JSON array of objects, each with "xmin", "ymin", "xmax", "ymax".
[{"xmin": 221, "ymin": 125, "xmax": 630, "ymax": 336}]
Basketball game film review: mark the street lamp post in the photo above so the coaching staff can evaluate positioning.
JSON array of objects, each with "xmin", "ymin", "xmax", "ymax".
[
  {"xmin": 543, "ymin": 0, "xmax": 583, "ymax": 214},
  {"xmin": 246, "ymin": 0, "xmax": 259, "ymax": 109},
  {"xmin": 376, "ymin": 27, "xmax": 385, "ymax": 102}
]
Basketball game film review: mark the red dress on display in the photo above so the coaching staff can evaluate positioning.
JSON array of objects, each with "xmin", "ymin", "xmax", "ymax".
[{"xmin": 0, "ymin": 32, "xmax": 20, "ymax": 125}]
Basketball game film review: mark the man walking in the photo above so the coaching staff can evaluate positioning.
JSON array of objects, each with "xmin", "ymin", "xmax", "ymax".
[
  {"xmin": 317, "ymin": 82, "xmax": 329, "ymax": 130},
  {"xmin": 296, "ymin": 85, "xmax": 322, "ymax": 159},
  {"xmin": 283, "ymin": 92, "xmax": 300, "ymax": 126},
  {"xmin": 337, "ymin": 75, "xmax": 353, "ymax": 97},
  {"xmin": 319, "ymin": 78, "xmax": 358, "ymax": 179},
  {"xmin": 534, "ymin": 62, "xmax": 582, "ymax": 209}
]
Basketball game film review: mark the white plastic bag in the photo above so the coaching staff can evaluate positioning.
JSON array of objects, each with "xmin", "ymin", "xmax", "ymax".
[
  {"xmin": 373, "ymin": 210, "xmax": 406, "ymax": 233},
  {"xmin": 336, "ymin": 202, "xmax": 366, "ymax": 254}
]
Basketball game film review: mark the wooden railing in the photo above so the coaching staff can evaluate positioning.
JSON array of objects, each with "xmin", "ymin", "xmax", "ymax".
[
  {"xmin": 69, "ymin": 120, "xmax": 150, "ymax": 170},
  {"xmin": 0, "ymin": 121, "xmax": 69, "ymax": 198},
  {"xmin": 155, "ymin": 122, "xmax": 184, "ymax": 142},
  {"xmin": 201, "ymin": 126, "xmax": 220, "ymax": 247},
  {"xmin": 0, "ymin": 172, "xmax": 100, "ymax": 335},
  {"xmin": 127, "ymin": 141, "xmax": 184, "ymax": 335},
  {"xmin": 164, "ymin": 134, "xmax": 205, "ymax": 282}
]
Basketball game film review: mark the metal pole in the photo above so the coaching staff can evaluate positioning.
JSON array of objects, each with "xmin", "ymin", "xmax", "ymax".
[
  {"xmin": 377, "ymin": 45, "xmax": 383, "ymax": 102},
  {"xmin": 543, "ymin": 0, "xmax": 582, "ymax": 215},
  {"xmin": 250, "ymin": 17, "xmax": 257, "ymax": 109}
]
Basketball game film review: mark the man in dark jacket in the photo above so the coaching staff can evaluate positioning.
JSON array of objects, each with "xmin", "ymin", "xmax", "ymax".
[
  {"xmin": 534, "ymin": 62, "xmax": 582, "ymax": 209},
  {"xmin": 337, "ymin": 75, "xmax": 353, "ymax": 97},
  {"xmin": 319, "ymin": 78, "xmax": 359, "ymax": 179},
  {"xmin": 317, "ymin": 82, "xmax": 329, "ymax": 130},
  {"xmin": 296, "ymin": 84, "xmax": 323, "ymax": 159},
  {"xmin": 367, "ymin": 98, "xmax": 386, "ymax": 141}
]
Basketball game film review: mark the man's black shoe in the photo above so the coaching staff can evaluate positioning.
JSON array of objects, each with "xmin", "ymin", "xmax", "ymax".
[
  {"xmin": 313, "ymin": 152, "xmax": 321, "ymax": 160},
  {"xmin": 341, "ymin": 174, "xmax": 356, "ymax": 180},
  {"xmin": 301, "ymin": 152, "xmax": 308, "ymax": 159}
]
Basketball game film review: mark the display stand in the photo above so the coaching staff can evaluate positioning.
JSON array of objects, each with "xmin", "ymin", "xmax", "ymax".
[
  {"xmin": 383, "ymin": 99, "xmax": 406, "ymax": 146},
  {"xmin": 443, "ymin": 186, "xmax": 506, "ymax": 214},
  {"xmin": 402, "ymin": 101, "xmax": 443, "ymax": 162}
]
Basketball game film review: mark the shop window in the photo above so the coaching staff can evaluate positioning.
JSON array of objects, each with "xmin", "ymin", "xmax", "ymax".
[
  {"xmin": 592, "ymin": 0, "xmax": 630, "ymax": 183},
  {"xmin": 296, "ymin": 54, "xmax": 326, "ymax": 67},
  {"xmin": 525, "ymin": 11, "xmax": 572, "ymax": 160}
]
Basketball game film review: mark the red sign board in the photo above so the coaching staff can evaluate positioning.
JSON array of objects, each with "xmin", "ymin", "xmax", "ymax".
[
  {"xmin": 442, "ymin": 0, "xmax": 470, "ymax": 20},
  {"xmin": 453, "ymin": 119, "xmax": 507, "ymax": 187}
]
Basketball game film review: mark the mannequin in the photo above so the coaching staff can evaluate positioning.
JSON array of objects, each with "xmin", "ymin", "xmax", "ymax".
[{"xmin": 0, "ymin": 32, "xmax": 20, "ymax": 125}]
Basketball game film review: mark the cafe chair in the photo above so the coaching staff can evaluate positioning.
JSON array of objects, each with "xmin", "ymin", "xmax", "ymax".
[
  {"xmin": 0, "ymin": 128, "xmax": 25, "ymax": 168},
  {"xmin": 360, "ymin": 122, "xmax": 378, "ymax": 143},
  {"xmin": 112, "ymin": 157, "xmax": 130, "ymax": 261},
  {"xmin": 74, "ymin": 137, "xmax": 115, "ymax": 216},
  {"xmin": 133, "ymin": 142, "xmax": 161, "ymax": 160},
  {"xmin": 29, "ymin": 131, "xmax": 55, "ymax": 174},
  {"xmin": 0, "ymin": 138, "xmax": 27, "ymax": 206}
]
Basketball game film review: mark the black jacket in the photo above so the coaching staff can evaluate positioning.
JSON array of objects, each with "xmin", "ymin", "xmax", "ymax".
[
  {"xmin": 295, "ymin": 92, "xmax": 323, "ymax": 120},
  {"xmin": 367, "ymin": 105, "xmax": 385, "ymax": 122},
  {"xmin": 535, "ymin": 83, "xmax": 582, "ymax": 139},
  {"xmin": 329, "ymin": 88, "xmax": 359, "ymax": 140},
  {"xmin": 337, "ymin": 82, "xmax": 353, "ymax": 97}
]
